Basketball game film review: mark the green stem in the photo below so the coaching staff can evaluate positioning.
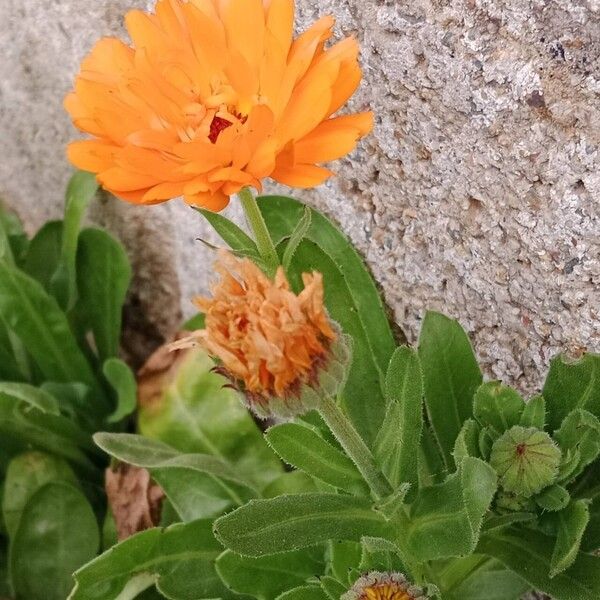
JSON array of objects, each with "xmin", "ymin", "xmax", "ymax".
[
  {"xmin": 238, "ymin": 187, "xmax": 279, "ymax": 274},
  {"xmin": 318, "ymin": 396, "xmax": 392, "ymax": 500}
]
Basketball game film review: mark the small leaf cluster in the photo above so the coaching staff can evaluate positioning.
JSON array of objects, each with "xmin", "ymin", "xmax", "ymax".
[{"xmin": 0, "ymin": 172, "xmax": 135, "ymax": 599}]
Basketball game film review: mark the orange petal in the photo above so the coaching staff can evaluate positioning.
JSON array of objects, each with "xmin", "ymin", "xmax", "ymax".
[
  {"xmin": 293, "ymin": 112, "xmax": 373, "ymax": 163},
  {"xmin": 184, "ymin": 189, "xmax": 229, "ymax": 211},
  {"xmin": 99, "ymin": 166, "xmax": 161, "ymax": 191},
  {"xmin": 271, "ymin": 164, "xmax": 333, "ymax": 187},
  {"xmin": 67, "ymin": 140, "xmax": 118, "ymax": 172}
]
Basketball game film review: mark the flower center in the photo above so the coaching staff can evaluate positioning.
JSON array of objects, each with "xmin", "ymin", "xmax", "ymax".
[
  {"xmin": 360, "ymin": 583, "xmax": 412, "ymax": 600},
  {"xmin": 208, "ymin": 115, "xmax": 232, "ymax": 143}
]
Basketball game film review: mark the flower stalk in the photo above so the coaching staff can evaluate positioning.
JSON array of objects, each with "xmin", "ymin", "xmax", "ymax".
[
  {"xmin": 318, "ymin": 395, "xmax": 392, "ymax": 500},
  {"xmin": 238, "ymin": 187, "xmax": 279, "ymax": 275}
]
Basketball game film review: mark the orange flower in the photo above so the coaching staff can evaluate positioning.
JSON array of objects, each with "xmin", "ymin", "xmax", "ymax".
[
  {"xmin": 173, "ymin": 251, "xmax": 339, "ymax": 415},
  {"xmin": 342, "ymin": 572, "xmax": 426, "ymax": 600},
  {"xmin": 65, "ymin": 0, "xmax": 373, "ymax": 211}
]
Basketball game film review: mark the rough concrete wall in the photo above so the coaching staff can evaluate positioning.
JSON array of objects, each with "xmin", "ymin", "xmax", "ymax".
[{"xmin": 0, "ymin": 0, "xmax": 598, "ymax": 389}]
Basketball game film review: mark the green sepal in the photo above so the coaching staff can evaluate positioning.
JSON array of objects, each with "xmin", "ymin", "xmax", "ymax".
[
  {"xmin": 320, "ymin": 576, "xmax": 347, "ymax": 600},
  {"xmin": 490, "ymin": 426, "xmax": 561, "ymax": 497}
]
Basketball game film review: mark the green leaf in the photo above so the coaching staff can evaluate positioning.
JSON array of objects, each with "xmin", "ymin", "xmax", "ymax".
[
  {"xmin": 418, "ymin": 312, "xmax": 482, "ymax": 469},
  {"xmin": 69, "ymin": 519, "xmax": 236, "ymax": 600},
  {"xmin": 550, "ymin": 500, "xmax": 591, "ymax": 577},
  {"xmin": 95, "ymin": 433, "xmax": 257, "ymax": 521},
  {"xmin": 320, "ymin": 576, "xmax": 347, "ymax": 600},
  {"xmin": 262, "ymin": 471, "xmax": 320, "ymax": 497},
  {"xmin": 0, "ymin": 393, "xmax": 98, "ymax": 473},
  {"xmin": 543, "ymin": 353, "xmax": 600, "ymax": 431},
  {"xmin": 137, "ymin": 347, "xmax": 283, "ymax": 489},
  {"xmin": 103, "ymin": 358, "xmax": 137, "ymax": 423},
  {"xmin": 0, "ymin": 382, "xmax": 59, "ymax": 415},
  {"xmin": 214, "ymin": 493, "xmax": 387, "ymax": 557},
  {"xmin": 11, "ymin": 482, "xmax": 99, "ymax": 600},
  {"xmin": 195, "ymin": 207, "xmax": 259, "ymax": 255},
  {"xmin": 481, "ymin": 512, "xmax": 536, "ymax": 532},
  {"xmin": 582, "ymin": 497, "xmax": 600, "ymax": 552},
  {"xmin": 473, "ymin": 381, "xmax": 524, "ymax": 434},
  {"xmin": 0, "ymin": 262, "xmax": 96, "ymax": 387},
  {"xmin": 182, "ymin": 312, "xmax": 205, "ymax": 331},
  {"xmin": 520, "ymin": 395, "xmax": 546, "ymax": 429},
  {"xmin": 216, "ymin": 548, "xmax": 324, "ymax": 599},
  {"xmin": 257, "ymin": 195, "xmax": 396, "ymax": 445},
  {"xmin": 453, "ymin": 419, "xmax": 481, "ymax": 464},
  {"xmin": 418, "ymin": 424, "xmax": 447, "ymax": 487},
  {"xmin": 282, "ymin": 205, "xmax": 311, "ymax": 272},
  {"xmin": 404, "ymin": 457, "xmax": 497, "ymax": 561},
  {"xmin": 0, "ymin": 201, "xmax": 28, "ymax": 266},
  {"xmin": 76, "ymin": 228, "xmax": 131, "ymax": 361},
  {"xmin": 554, "ymin": 409, "xmax": 600, "ymax": 482},
  {"xmin": 479, "ymin": 527, "xmax": 600, "ymax": 600},
  {"xmin": 51, "ymin": 171, "xmax": 98, "ymax": 309},
  {"xmin": 2, "ymin": 451, "xmax": 77, "ymax": 537},
  {"xmin": 277, "ymin": 586, "xmax": 328, "ymax": 600},
  {"xmin": 265, "ymin": 422, "xmax": 367, "ymax": 494},
  {"xmin": 445, "ymin": 560, "xmax": 530, "ymax": 600},
  {"xmin": 329, "ymin": 540, "xmax": 361, "ymax": 585},
  {"xmin": 23, "ymin": 221, "xmax": 63, "ymax": 290},
  {"xmin": 535, "ymin": 484, "xmax": 571, "ymax": 512},
  {"xmin": 374, "ymin": 347, "xmax": 423, "ymax": 494},
  {"xmin": 0, "ymin": 316, "xmax": 24, "ymax": 381}
]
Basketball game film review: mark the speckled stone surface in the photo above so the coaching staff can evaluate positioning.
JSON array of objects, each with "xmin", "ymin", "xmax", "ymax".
[{"xmin": 0, "ymin": 0, "xmax": 599, "ymax": 394}]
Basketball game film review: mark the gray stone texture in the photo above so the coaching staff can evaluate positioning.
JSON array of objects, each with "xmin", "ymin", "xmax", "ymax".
[{"xmin": 1, "ymin": 0, "xmax": 599, "ymax": 389}]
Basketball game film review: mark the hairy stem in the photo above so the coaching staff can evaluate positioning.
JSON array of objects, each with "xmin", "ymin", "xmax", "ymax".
[
  {"xmin": 319, "ymin": 396, "xmax": 392, "ymax": 500},
  {"xmin": 238, "ymin": 187, "xmax": 279, "ymax": 274}
]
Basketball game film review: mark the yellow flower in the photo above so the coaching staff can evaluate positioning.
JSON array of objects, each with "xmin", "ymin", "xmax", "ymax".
[
  {"xmin": 173, "ymin": 251, "xmax": 341, "ymax": 416},
  {"xmin": 65, "ymin": 0, "xmax": 373, "ymax": 211},
  {"xmin": 342, "ymin": 572, "xmax": 426, "ymax": 600}
]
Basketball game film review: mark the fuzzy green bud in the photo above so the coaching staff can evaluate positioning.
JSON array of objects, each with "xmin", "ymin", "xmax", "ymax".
[{"xmin": 490, "ymin": 425, "xmax": 561, "ymax": 497}]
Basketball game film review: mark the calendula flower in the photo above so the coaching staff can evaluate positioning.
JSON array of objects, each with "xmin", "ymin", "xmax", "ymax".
[
  {"xmin": 173, "ymin": 251, "xmax": 350, "ymax": 416},
  {"xmin": 342, "ymin": 572, "xmax": 426, "ymax": 600},
  {"xmin": 65, "ymin": 0, "xmax": 373, "ymax": 210}
]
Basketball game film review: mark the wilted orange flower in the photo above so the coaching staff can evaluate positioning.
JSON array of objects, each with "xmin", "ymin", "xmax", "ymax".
[
  {"xmin": 173, "ymin": 251, "xmax": 336, "ymax": 414},
  {"xmin": 65, "ymin": 0, "xmax": 373, "ymax": 211},
  {"xmin": 342, "ymin": 572, "xmax": 426, "ymax": 600}
]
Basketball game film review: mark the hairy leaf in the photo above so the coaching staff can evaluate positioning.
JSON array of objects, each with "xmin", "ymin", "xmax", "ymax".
[
  {"xmin": 216, "ymin": 548, "xmax": 324, "ymax": 599},
  {"xmin": 77, "ymin": 228, "xmax": 131, "ymax": 362},
  {"xmin": 69, "ymin": 519, "xmax": 235, "ymax": 600},
  {"xmin": 418, "ymin": 312, "xmax": 482, "ymax": 469},
  {"xmin": 214, "ymin": 493, "xmax": 387, "ymax": 556},
  {"xmin": 404, "ymin": 457, "xmax": 497, "ymax": 561},
  {"xmin": 473, "ymin": 381, "xmax": 524, "ymax": 434},
  {"xmin": 479, "ymin": 527, "xmax": 600, "ymax": 600},
  {"xmin": 103, "ymin": 358, "xmax": 137, "ymax": 423},
  {"xmin": 374, "ymin": 347, "xmax": 423, "ymax": 493},
  {"xmin": 543, "ymin": 353, "xmax": 600, "ymax": 431},
  {"xmin": 265, "ymin": 422, "xmax": 367, "ymax": 494},
  {"xmin": 11, "ymin": 482, "xmax": 99, "ymax": 600},
  {"xmin": 550, "ymin": 500, "xmax": 591, "ymax": 577}
]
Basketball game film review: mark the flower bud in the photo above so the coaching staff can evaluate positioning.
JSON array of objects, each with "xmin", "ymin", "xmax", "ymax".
[
  {"xmin": 490, "ymin": 425, "xmax": 561, "ymax": 497},
  {"xmin": 341, "ymin": 571, "xmax": 427, "ymax": 600},
  {"xmin": 173, "ymin": 251, "xmax": 349, "ymax": 418}
]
